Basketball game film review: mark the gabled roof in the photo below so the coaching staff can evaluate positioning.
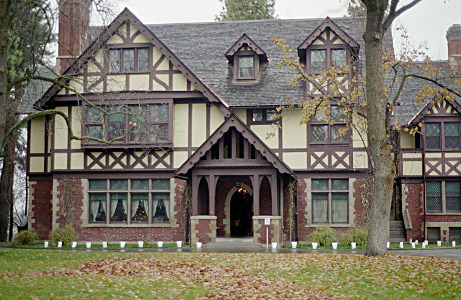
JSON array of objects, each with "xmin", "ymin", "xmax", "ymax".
[
  {"xmin": 225, "ymin": 33, "xmax": 267, "ymax": 62},
  {"xmin": 175, "ymin": 114, "xmax": 294, "ymax": 177},
  {"xmin": 407, "ymin": 98, "xmax": 461, "ymax": 126},
  {"xmin": 297, "ymin": 16, "xmax": 360, "ymax": 60},
  {"xmin": 35, "ymin": 8, "xmax": 230, "ymax": 117}
]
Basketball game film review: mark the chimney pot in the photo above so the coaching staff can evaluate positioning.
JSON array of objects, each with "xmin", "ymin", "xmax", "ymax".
[{"xmin": 447, "ymin": 24, "xmax": 461, "ymax": 66}]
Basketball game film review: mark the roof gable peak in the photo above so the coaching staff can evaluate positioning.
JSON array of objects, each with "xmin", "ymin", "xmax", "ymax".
[{"xmin": 225, "ymin": 33, "xmax": 267, "ymax": 62}]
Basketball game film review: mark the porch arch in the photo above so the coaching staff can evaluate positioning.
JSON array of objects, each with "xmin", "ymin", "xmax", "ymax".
[{"xmin": 224, "ymin": 183, "xmax": 253, "ymax": 237}]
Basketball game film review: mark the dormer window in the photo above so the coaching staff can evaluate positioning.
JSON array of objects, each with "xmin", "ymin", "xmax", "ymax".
[
  {"xmin": 109, "ymin": 48, "xmax": 149, "ymax": 73},
  {"xmin": 225, "ymin": 34, "xmax": 267, "ymax": 83}
]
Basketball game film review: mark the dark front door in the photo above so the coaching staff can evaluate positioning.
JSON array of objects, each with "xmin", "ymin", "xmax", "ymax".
[{"xmin": 230, "ymin": 188, "xmax": 253, "ymax": 237}]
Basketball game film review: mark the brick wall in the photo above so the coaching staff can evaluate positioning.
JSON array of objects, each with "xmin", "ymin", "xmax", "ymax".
[
  {"xmin": 259, "ymin": 176, "xmax": 272, "ymax": 215},
  {"xmin": 403, "ymin": 183, "xmax": 424, "ymax": 241},
  {"xmin": 253, "ymin": 217, "xmax": 282, "ymax": 244},
  {"xmin": 352, "ymin": 178, "xmax": 370, "ymax": 228},
  {"xmin": 190, "ymin": 216, "xmax": 217, "ymax": 244},
  {"xmin": 30, "ymin": 180, "xmax": 53, "ymax": 239}
]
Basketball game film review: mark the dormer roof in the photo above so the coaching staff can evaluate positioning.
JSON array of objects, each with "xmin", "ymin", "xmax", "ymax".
[{"xmin": 225, "ymin": 33, "xmax": 267, "ymax": 63}]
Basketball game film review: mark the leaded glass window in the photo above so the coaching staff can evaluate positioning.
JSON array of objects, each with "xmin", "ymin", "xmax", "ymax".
[
  {"xmin": 132, "ymin": 179, "xmax": 149, "ymax": 190},
  {"xmin": 137, "ymin": 48, "xmax": 149, "ymax": 71},
  {"xmin": 446, "ymin": 181, "xmax": 461, "ymax": 212},
  {"xmin": 86, "ymin": 107, "xmax": 103, "ymax": 140},
  {"xmin": 250, "ymin": 109, "xmax": 277, "ymax": 123},
  {"xmin": 312, "ymin": 125, "xmax": 328, "ymax": 142},
  {"xmin": 331, "ymin": 49, "xmax": 347, "ymax": 67},
  {"xmin": 427, "ymin": 181, "xmax": 442, "ymax": 212},
  {"xmin": 89, "ymin": 180, "xmax": 107, "ymax": 190},
  {"xmin": 445, "ymin": 122, "xmax": 459, "ymax": 149},
  {"xmin": 131, "ymin": 194, "xmax": 148, "ymax": 223},
  {"xmin": 311, "ymin": 50, "xmax": 326, "ymax": 73},
  {"xmin": 312, "ymin": 179, "xmax": 349, "ymax": 224},
  {"xmin": 153, "ymin": 193, "xmax": 170, "ymax": 222},
  {"xmin": 109, "ymin": 49, "xmax": 120, "ymax": 72},
  {"xmin": 238, "ymin": 56, "xmax": 254, "ymax": 78},
  {"xmin": 123, "ymin": 49, "xmax": 135, "ymax": 71},
  {"xmin": 449, "ymin": 227, "xmax": 461, "ymax": 242},
  {"xmin": 426, "ymin": 123, "xmax": 441, "ymax": 149},
  {"xmin": 108, "ymin": 108, "xmax": 125, "ymax": 141},
  {"xmin": 110, "ymin": 179, "xmax": 128, "ymax": 190},
  {"xmin": 153, "ymin": 179, "xmax": 170, "ymax": 190},
  {"xmin": 427, "ymin": 227, "xmax": 440, "ymax": 243}
]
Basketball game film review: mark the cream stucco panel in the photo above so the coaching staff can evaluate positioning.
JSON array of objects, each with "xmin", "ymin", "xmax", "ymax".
[
  {"xmin": 153, "ymin": 47, "xmax": 169, "ymax": 71},
  {"xmin": 107, "ymin": 33, "xmax": 123, "ymax": 45},
  {"xmin": 87, "ymin": 76, "xmax": 104, "ymax": 93},
  {"xmin": 353, "ymin": 151, "xmax": 368, "ymax": 169},
  {"xmin": 401, "ymin": 132, "xmax": 416, "ymax": 148},
  {"xmin": 133, "ymin": 33, "xmax": 150, "ymax": 43},
  {"xmin": 445, "ymin": 153, "xmax": 461, "ymax": 158},
  {"xmin": 54, "ymin": 153, "xmax": 68, "ymax": 170},
  {"xmin": 426, "ymin": 153, "xmax": 442, "ymax": 158},
  {"xmin": 233, "ymin": 109, "xmax": 247, "ymax": 123},
  {"xmin": 30, "ymin": 117, "xmax": 46, "ymax": 154},
  {"xmin": 129, "ymin": 74, "xmax": 149, "ymax": 90},
  {"xmin": 70, "ymin": 152, "xmax": 84, "ymax": 170},
  {"xmin": 210, "ymin": 105, "xmax": 225, "ymax": 134},
  {"xmin": 152, "ymin": 74, "xmax": 168, "ymax": 91},
  {"xmin": 87, "ymin": 61, "xmax": 100, "ymax": 73},
  {"xmin": 54, "ymin": 107, "xmax": 69, "ymax": 150},
  {"xmin": 192, "ymin": 104, "xmax": 207, "ymax": 147},
  {"xmin": 71, "ymin": 106, "xmax": 82, "ymax": 149},
  {"xmin": 172, "ymin": 74, "xmax": 188, "ymax": 91},
  {"xmin": 403, "ymin": 161, "xmax": 423, "ymax": 176},
  {"xmin": 283, "ymin": 152, "xmax": 307, "ymax": 169},
  {"xmin": 106, "ymin": 75, "xmax": 126, "ymax": 91},
  {"xmin": 173, "ymin": 104, "xmax": 189, "ymax": 147},
  {"xmin": 174, "ymin": 151, "xmax": 189, "ymax": 168},
  {"xmin": 282, "ymin": 109, "xmax": 307, "ymax": 149},
  {"xmin": 29, "ymin": 157, "xmax": 45, "ymax": 173},
  {"xmin": 68, "ymin": 76, "xmax": 84, "ymax": 94},
  {"xmin": 250, "ymin": 124, "xmax": 279, "ymax": 149}
]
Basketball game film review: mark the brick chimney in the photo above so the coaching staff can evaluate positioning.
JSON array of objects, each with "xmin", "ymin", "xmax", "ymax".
[
  {"xmin": 57, "ymin": 0, "xmax": 91, "ymax": 74},
  {"xmin": 447, "ymin": 24, "xmax": 461, "ymax": 66}
]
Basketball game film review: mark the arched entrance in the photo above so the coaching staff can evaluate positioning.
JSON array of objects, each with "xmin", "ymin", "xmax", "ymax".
[{"xmin": 230, "ymin": 187, "xmax": 253, "ymax": 236}]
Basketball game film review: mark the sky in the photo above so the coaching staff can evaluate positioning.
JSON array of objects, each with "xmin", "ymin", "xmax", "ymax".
[{"xmin": 110, "ymin": 0, "xmax": 461, "ymax": 60}]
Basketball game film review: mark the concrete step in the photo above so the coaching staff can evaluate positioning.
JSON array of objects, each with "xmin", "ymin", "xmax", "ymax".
[{"xmin": 206, "ymin": 237, "xmax": 261, "ymax": 249}]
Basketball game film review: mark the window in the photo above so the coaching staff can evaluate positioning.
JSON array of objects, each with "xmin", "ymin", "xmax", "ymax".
[
  {"xmin": 109, "ymin": 48, "xmax": 149, "ymax": 73},
  {"xmin": 89, "ymin": 179, "xmax": 170, "ymax": 224},
  {"xmin": 310, "ymin": 106, "xmax": 348, "ymax": 143},
  {"xmin": 426, "ymin": 181, "xmax": 461, "ymax": 213},
  {"xmin": 425, "ymin": 122, "xmax": 459, "ymax": 150},
  {"xmin": 449, "ymin": 227, "xmax": 461, "ymax": 242},
  {"xmin": 312, "ymin": 179, "xmax": 349, "ymax": 224},
  {"xmin": 233, "ymin": 45, "xmax": 259, "ymax": 81},
  {"xmin": 250, "ymin": 109, "xmax": 277, "ymax": 124},
  {"xmin": 238, "ymin": 56, "xmax": 254, "ymax": 78},
  {"xmin": 427, "ymin": 227, "xmax": 440, "ymax": 243},
  {"xmin": 83, "ymin": 101, "xmax": 172, "ymax": 146},
  {"xmin": 309, "ymin": 48, "xmax": 347, "ymax": 74}
]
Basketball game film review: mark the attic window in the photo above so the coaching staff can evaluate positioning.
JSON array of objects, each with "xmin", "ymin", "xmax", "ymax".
[
  {"xmin": 109, "ymin": 48, "xmax": 149, "ymax": 73},
  {"xmin": 238, "ymin": 56, "xmax": 255, "ymax": 79}
]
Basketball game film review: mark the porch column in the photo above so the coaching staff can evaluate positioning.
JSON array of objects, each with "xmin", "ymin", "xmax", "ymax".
[
  {"xmin": 271, "ymin": 174, "xmax": 278, "ymax": 216},
  {"xmin": 209, "ymin": 174, "xmax": 216, "ymax": 215},
  {"xmin": 192, "ymin": 174, "xmax": 198, "ymax": 215},
  {"xmin": 253, "ymin": 174, "xmax": 260, "ymax": 215}
]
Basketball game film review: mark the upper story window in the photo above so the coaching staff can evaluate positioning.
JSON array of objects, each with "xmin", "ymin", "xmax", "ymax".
[
  {"xmin": 425, "ymin": 121, "xmax": 459, "ymax": 150},
  {"xmin": 83, "ymin": 100, "xmax": 172, "ymax": 148},
  {"xmin": 225, "ymin": 34, "xmax": 267, "ymax": 83},
  {"xmin": 310, "ymin": 48, "xmax": 347, "ymax": 74},
  {"xmin": 427, "ymin": 181, "xmax": 461, "ymax": 213},
  {"xmin": 250, "ymin": 108, "xmax": 277, "ymax": 124},
  {"xmin": 310, "ymin": 106, "xmax": 349, "ymax": 144},
  {"xmin": 109, "ymin": 48, "xmax": 149, "ymax": 73}
]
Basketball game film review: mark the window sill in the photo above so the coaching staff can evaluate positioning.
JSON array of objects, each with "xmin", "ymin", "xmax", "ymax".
[
  {"xmin": 426, "ymin": 212, "xmax": 461, "ymax": 215},
  {"xmin": 82, "ymin": 143, "xmax": 172, "ymax": 150},
  {"xmin": 309, "ymin": 223, "xmax": 352, "ymax": 227}
]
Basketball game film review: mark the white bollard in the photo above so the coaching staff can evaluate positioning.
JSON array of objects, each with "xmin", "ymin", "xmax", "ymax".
[
  {"xmin": 312, "ymin": 242, "xmax": 318, "ymax": 249},
  {"xmin": 120, "ymin": 241, "xmax": 125, "ymax": 248},
  {"xmin": 196, "ymin": 242, "xmax": 202, "ymax": 248},
  {"xmin": 386, "ymin": 241, "xmax": 390, "ymax": 249},
  {"xmin": 138, "ymin": 241, "xmax": 144, "ymax": 248},
  {"xmin": 176, "ymin": 241, "xmax": 182, "ymax": 248},
  {"xmin": 44, "ymin": 241, "xmax": 49, "ymax": 248},
  {"xmin": 291, "ymin": 241, "xmax": 297, "ymax": 249},
  {"xmin": 102, "ymin": 241, "xmax": 108, "ymax": 249},
  {"xmin": 157, "ymin": 241, "xmax": 163, "ymax": 248},
  {"xmin": 57, "ymin": 241, "xmax": 62, "ymax": 248},
  {"xmin": 332, "ymin": 242, "xmax": 338, "ymax": 249},
  {"xmin": 86, "ymin": 242, "xmax": 91, "ymax": 249},
  {"xmin": 399, "ymin": 242, "xmax": 404, "ymax": 248},
  {"xmin": 415, "ymin": 240, "xmax": 418, "ymax": 245},
  {"xmin": 452, "ymin": 241, "xmax": 456, "ymax": 248},
  {"xmin": 351, "ymin": 242, "xmax": 357, "ymax": 249},
  {"xmin": 422, "ymin": 242, "xmax": 426, "ymax": 248},
  {"xmin": 437, "ymin": 241, "xmax": 442, "ymax": 247},
  {"xmin": 411, "ymin": 242, "xmax": 415, "ymax": 248},
  {"xmin": 271, "ymin": 242, "xmax": 278, "ymax": 249},
  {"xmin": 71, "ymin": 241, "xmax": 77, "ymax": 248}
]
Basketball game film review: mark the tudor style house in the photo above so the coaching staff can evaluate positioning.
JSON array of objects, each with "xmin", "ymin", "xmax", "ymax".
[{"xmin": 23, "ymin": 1, "xmax": 461, "ymax": 246}]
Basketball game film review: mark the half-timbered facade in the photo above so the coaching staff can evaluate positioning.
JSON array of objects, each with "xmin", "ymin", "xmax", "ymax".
[{"xmin": 24, "ymin": 2, "xmax": 461, "ymax": 245}]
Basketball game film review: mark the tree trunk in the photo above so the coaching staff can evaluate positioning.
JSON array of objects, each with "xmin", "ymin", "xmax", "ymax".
[
  {"xmin": 0, "ymin": 0, "xmax": 12, "ymax": 242},
  {"xmin": 363, "ymin": 4, "xmax": 395, "ymax": 256},
  {"xmin": 4, "ymin": 117, "xmax": 18, "ymax": 241}
]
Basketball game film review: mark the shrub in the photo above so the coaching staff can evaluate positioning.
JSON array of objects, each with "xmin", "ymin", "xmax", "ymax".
[
  {"xmin": 13, "ymin": 230, "xmax": 41, "ymax": 245},
  {"xmin": 338, "ymin": 227, "xmax": 368, "ymax": 247},
  {"xmin": 308, "ymin": 226, "xmax": 337, "ymax": 246},
  {"xmin": 49, "ymin": 225, "xmax": 77, "ymax": 246}
]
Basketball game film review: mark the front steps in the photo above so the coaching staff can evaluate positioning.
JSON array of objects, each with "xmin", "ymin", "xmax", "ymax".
[
  {"xmin": 206, "ymin": 237, "xmax": 261, "ymax": 249},
  {"xmin": 389, "ymin": 220, "xmax": 407, "ymax": 243}
]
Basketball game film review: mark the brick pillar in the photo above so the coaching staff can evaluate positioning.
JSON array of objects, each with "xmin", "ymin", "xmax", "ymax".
[
  {"xmin": 447, "ymin": 24, "xmax": 461, "ymax": 66},
  {"xmin": 29, "ymin": 180, "xmax": 53, "ymax": 239},
  {"xmin": 253, "ymin": 216, "xmax": 282, "ymax": 246},
  {"xmin": 190, "ymin": 216, "xmax": 217, "ymax": 245},
  {"xmin": 57, "ymin": 0, "xmax": 91, "ymax": 74}
]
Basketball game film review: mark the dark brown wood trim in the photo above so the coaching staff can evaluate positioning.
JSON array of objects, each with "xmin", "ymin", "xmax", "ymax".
[
  {"xmin": 188, "ymin": 102, "xmax": 193, "ymax": 157},
  {"xmin": 206, "ymin": 103, "xmax": 210, "ymax": 138}
]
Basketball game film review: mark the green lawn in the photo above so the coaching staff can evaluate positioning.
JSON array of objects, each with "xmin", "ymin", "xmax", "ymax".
[{"xmin": 1, "ymin": 248, "xmax": 460, "ymax": 299}]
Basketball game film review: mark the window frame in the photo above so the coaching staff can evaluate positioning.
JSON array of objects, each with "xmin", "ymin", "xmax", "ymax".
[
  {"xmin": 82, "ymin": 99, "xmax": 173, "ymax": 148},
  {"xmin": 88, "ymin": 178, "xmax": 171, "ymax": 225},
  {"xmin": 424, "ymin": 120, "xmax": 460, "ymax": 151},
  {"xmin": 233, "ymin": 46, "xmax": 259, "ymax": 81},
  {"xmin": 108, "ymin": 46, "xmax": 151, "ymax": 74},
  {"xmin": 249, "ymin": 108, "xmax": 278, "ymax": 124},
  {"xmin": 307, "ymin": 45, "xmax": 349, "ymax": 75},
  {"xmin": 311, "ymin": 178, "xmax": 349, "ymax": 225},
  {"xmin": 309, "ymin": 106, "xmax": 350, "ymax": 144},
  {"xmin": 426, "ymin": 180, "xmax": 461, "ymax": 214}
]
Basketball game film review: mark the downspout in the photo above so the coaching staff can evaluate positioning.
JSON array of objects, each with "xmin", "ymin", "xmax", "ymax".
[{"xmin": 421, "ymin": 132, "xmax": 426, "ymax": 241}]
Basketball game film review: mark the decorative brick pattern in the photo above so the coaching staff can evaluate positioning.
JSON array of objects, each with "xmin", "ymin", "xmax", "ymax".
[
  {"xmin": 190, "ymin": 216, "xmax": 217, "ymax": 245},
  {"xmin": 403, "ymin": 183, "xmax": 424, "ymax": 241},
  {"xmin": 29, "ymin": 180, "xmax": 53, "ymax": 239},
  {"xmin": 253, "ymin": 217, "xmax": 282, "ymax": 244}
]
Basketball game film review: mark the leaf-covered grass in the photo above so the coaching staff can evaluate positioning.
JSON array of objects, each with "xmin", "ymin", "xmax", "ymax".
[{"xmin": 1, "ymin": 249, "xmax": 460, "ymax": 299}]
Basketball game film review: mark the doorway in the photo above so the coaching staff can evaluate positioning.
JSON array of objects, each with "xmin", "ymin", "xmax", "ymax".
[{"xmin": 230, "ymin": 188, "xmax": 253, "ymax": 237}]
